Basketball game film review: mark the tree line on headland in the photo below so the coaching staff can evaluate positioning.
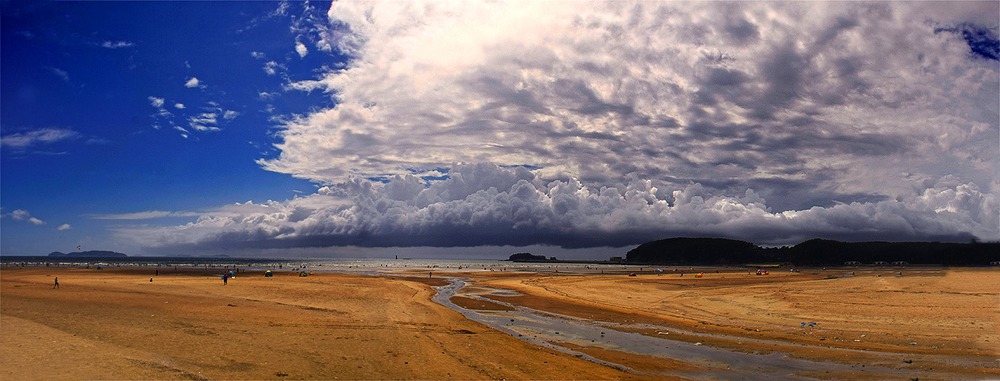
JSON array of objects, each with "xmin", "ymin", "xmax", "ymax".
[{"xmin": 623, "ymin": 237, "xmax": 999, "ymax": 266}]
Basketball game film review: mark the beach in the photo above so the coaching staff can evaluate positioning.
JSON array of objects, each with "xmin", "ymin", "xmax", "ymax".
[{"xmin": 1, "ymin": 264, "xmax": 997, "ymax": 380}]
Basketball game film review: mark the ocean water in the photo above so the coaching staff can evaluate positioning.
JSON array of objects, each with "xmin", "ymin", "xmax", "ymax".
[
  {"xmin": 307, "ymin": 258, "xmax": 630, "ymax": 275},
  {"xmin": 0, "ymin": 255, "xmax": 713, "ymax": 276},
  {"xmin": 0, "ymin": 256, "xmax": 298, "ymax": 270}
]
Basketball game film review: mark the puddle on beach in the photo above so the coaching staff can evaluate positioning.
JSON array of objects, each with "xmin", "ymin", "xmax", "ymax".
[{"xmin": 432, "ymin": 277, "xmax": 917, "ymax": 380}]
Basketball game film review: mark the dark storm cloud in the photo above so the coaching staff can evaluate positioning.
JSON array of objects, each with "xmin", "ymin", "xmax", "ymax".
[{"xmin": 125, "ymin": 163, "xmax": 997, "ymax": 253}]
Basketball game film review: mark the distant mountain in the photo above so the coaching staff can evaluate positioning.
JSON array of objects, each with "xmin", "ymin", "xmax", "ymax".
[
  {"xmin": 626, "ymin": 237, "xmax": 763, "ymax": 264},
  {"xmin": 48, "ymin": 250, "xmax": 127, "ymax": 258},
  {"xmin": 626, "ymin": 237, "xmax": 999, "ymax": 266}
]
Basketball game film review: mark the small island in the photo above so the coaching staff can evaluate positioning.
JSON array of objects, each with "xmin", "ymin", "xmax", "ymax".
[
  {"xmin": 507, "ymin": 252, "xmax": 558, "ymax": 262},
  {"xmin": 48, "ymin": 250, "xmax": 127, "ymax": 258}
]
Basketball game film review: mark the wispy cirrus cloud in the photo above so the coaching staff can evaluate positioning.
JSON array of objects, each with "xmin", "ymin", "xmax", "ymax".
[
  {"xmin": 101, "ymin": 40, "xmax": 134, "ymax": 49},
  {"xmin": 0, "ymin": 128, "xmax": 80, "ymax": 149},
  {"xmin": 47, "ymin": 66, "xmax": 69, "ymax": 81},
  {"xmin": 89, "ymin": 210, "xmax": 202, "ymax": 220}
]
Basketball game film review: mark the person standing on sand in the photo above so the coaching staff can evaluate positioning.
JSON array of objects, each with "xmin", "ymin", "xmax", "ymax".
[
  {"xmin": 222, "ymin": 274, "xmax": 228, "ymax": 285},
  {"xmin": 53, "ymin": 276, "xmax": 59, "ymax": 289}
]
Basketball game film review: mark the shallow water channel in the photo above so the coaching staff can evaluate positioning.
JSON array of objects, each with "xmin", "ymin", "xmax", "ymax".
[{"xmin": 432, "ymin": 277, "xmax": 909, "ymax": 380}]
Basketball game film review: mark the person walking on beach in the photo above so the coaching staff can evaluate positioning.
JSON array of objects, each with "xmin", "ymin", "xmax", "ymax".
[
  {"xmin": 53, "ymin": 276, "xmax": 59, "ymax": 289},
  {"xmin": 222, "ymin": 274, "xmax": 228, "ymax": 285}
]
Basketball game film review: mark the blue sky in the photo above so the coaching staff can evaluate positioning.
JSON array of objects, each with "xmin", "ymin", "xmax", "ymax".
[
  {"xmin": 2, "ymin": 1, "xmax": 998, "ymax": 259},
  {"xmin": 2, "ymin": 1, "xmax": 324, "ymax": 255}
]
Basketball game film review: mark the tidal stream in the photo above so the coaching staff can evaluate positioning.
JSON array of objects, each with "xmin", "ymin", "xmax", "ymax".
[{"xmin": 432, "ymin": 277, "xmax": 911, "ymax": 380}]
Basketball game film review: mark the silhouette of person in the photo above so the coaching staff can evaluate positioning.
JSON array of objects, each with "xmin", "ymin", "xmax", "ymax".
[{"xmin": 53, "ymin": 276, "xmax": 59, "ymax": 289}]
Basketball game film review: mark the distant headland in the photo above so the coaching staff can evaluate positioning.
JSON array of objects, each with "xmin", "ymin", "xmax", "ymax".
[
  {"xmin": 626, "ymin": 237, "xmax": 998, "ymax": 266},
  {"xmin": 48, "ymin": 250, "xmax": 127, "ymax": 258},
  {"xmin": 510, "ymin": 237, "xmax": 1000, "ymax": 266}
]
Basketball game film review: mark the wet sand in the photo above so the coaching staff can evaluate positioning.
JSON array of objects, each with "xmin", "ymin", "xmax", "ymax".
[
  {"xmin": 461, "ymin": 267, "xmax": 1000, "ymax": 380},
  {"xmin": 2, "ymin": 265, "xmax": 997, "ymax": 380}
]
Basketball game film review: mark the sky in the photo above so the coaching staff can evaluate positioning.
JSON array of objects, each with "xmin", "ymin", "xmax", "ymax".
[{"xmin": 2, "ymin": 1, "xmax": 998, "ymax": 259}]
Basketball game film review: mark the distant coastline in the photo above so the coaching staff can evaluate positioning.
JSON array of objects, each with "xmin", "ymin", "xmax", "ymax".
[
  {"xmin": 510, "ymin": 237, "xmax": 1000, "ymax": 266},
  {"xmin": 47, "ymin": 250, "xmax": 127, "ymax": 258}
]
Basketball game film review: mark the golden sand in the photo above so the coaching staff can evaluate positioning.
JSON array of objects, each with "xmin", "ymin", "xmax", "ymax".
[
  {"xmin": 469, "ymin": 267, "xmax": 1000, "ymax": 379},
  {"xmin": 0, "ymin": 268, "xmax": 635, "ymax": 380},
  {"xmin": 2, "ymin": 266, "xmax": 997, "ymax": 380}
]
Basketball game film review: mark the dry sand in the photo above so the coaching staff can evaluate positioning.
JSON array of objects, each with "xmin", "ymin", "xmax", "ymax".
[
  {"xmin": 0, "ymin": 267, "xmax": 638, "ymax": 380},
  {"xmin": 2, "ymin": 265, "xmax": 998, "ymax": 380}
]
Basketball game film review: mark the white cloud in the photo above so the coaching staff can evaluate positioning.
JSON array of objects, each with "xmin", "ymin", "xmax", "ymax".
[
  {"xmin": 148, "ymin": 96, "xmax": 165, "ymax": 108},
  {"xmin": 223, "ymin": 110, "xmax": 240, "ymax": 120},
  {"xmin": 265, "ymin": 1, "xmax": 996, "ymax": 200},
  {"xmin": 58, "ymin": 224, "xmax": 72, "ymax": 231},
  {"xmin": 263, "ymin": 61, "xmax": 283, "ymax": 75},
  {"xmin": 295, "ymin": 41, "xmax": 309, "ymax": 58},
  {"xmin": 273, "ymin": 1, "xmax": 289, "ymax": 17},
  {"xmin": 192, "ymin": 113, "xmax": 217, "ymax": 124},
  {"xmin": 47, "ymin": 67, "xmax": 69, "ymax": 81},
  {"xmin": 135, "ymin": 1, "xmax": 998, "ymax": 252},
  {"xmin": 10, "ymin": 210, "xmax": 29, "ymax": 220},
  {"xmin": 9, "ymin": 209, "xmax": 45, "ymax": 225},
  {"xmin": 175, "ymin": 103, "xmax": 186, "ymax": 109},
  {"xmin": 251, "ymin": 51, "xmax": 266, "ymax": 59},
  {"xmin": 184, "ymin": 77, "xmax": 201, "ymax": 88},
  {"xmin": 101, "ymin": 40, "xmax": 134, "ymax": 49},
  {"xmin": 174, "ymin": 125, "xmax": 190, "ymax": 138},
  {"xmin": 189, "ymin": 112, "xmax": 221, "ymax": 132},
  {"xmin": 288, "ymin": 1, "xmax": 333, "ymax": 55},
  {"xmin": 0, "ymin": 128, "xmax": 80, "ymax": 149}
]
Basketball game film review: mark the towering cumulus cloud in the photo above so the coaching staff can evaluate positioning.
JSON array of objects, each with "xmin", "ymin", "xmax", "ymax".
[{"xmin": 138, "ymin": 1, "xmax": 999, "ymax": 253}]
